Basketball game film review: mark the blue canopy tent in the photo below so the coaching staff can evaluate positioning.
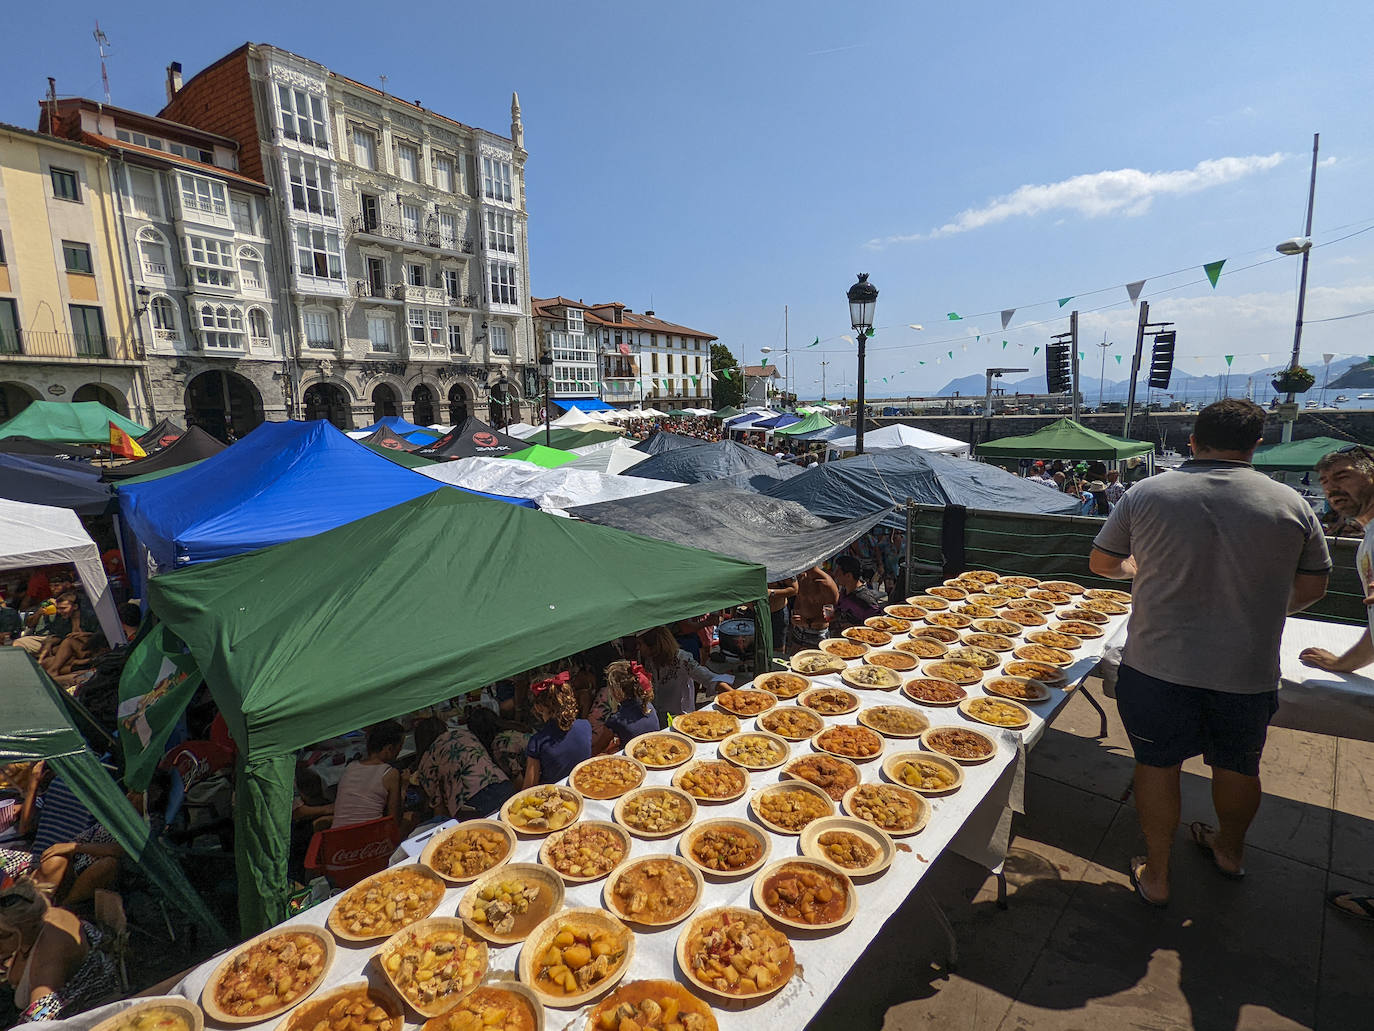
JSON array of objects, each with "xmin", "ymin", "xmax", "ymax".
[
  {"xmin": 117, "ymin": 420, "xmax": 532, "ymax": 574},
  {"xmin": 353, "ymin": 416, "xmax": 439, "ymax": 445},
  {"xmin": 0, "ymin": 453, "xmax": 117, "ymax": 516},
  {"xmin": 754, "ymin": 414, "xmax": 801, "ymax": 430},
  {"xmin": 789, "ymin": 423, "xmax": 853, "ymax": 443},
  {"xmin": 725, "ymin": 411, "xmax": 772, "ymax": 427},
  {"xmin": 551, "ymin": 398, "xmax": 614, "ymax": 413}
]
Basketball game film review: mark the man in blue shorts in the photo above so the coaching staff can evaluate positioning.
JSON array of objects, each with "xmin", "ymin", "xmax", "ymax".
[{"xmin": 1089, "ymin": 399, "xmax": 1330, "ymax": 907}]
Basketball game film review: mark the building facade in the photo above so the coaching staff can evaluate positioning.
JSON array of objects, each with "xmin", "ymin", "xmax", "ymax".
[
  {"xmin": 532, "ymin": 296, "xmax": 715, "ymax": 411},
  {"xmin": 161, "ymin": 44, "xmax": 535, "ymax": 429},
  {"xmin": 0, "ymin": 122, "xmax": 147, "ymax": 422},
  {"xmin": 44, "ymin": 98, "xmax": 292, "ymax": 438}
]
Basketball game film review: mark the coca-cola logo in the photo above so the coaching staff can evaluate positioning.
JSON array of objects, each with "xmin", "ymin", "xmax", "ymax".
[
  {"xmin": 330, "ymin": 840, "xmax": 394, "ymax": 865},
  {"xmin": 472, "ymin": 432, "xmax": 498, "ymax": 447}
]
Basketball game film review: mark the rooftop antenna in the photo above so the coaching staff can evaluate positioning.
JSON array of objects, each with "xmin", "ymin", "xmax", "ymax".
[
  {"xmin": 379, "ymin": 74, "xmax": 388, "ymax": 92},
  {"xmin": 93, "ymin": 22, "xmax": 111, "ymax": 104}
]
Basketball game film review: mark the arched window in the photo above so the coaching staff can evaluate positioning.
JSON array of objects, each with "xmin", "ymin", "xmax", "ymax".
[
  {"xmin": 372, "ymin": 383, "xmax": 398, "ymax": 421},
  {"xmin": 200, "ymin": 303, "xmax": 244, "ymax": 350},
  {"xmin": 412, "ymin": 384, "xmax": 435, "ymax": 426},
  {"xmin": 247, "ymin": 307, "xmax": 269, "ymax": 348},
  {"xmin": 238, "ymin": 246, "xmax": 264, "ymax": 291},
  {"xmin": 138, "ymin": 226, "xmax": 169, "ymax": 279},
  {"xmin": 149, "ymin": 296, "xmax": 178, "ymax": 343}
]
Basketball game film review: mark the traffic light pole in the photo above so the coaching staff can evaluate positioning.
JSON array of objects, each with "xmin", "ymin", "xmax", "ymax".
[
  {"xmin": 1069, "ymin": 309, "xmax": 1080, "ymax": 422},
  {"xmin": 1123, "ymin": 301, "xmax": 1149, "ymax": 439}
]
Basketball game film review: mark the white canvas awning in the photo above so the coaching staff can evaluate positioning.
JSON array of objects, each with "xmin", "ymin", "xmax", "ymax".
[
  {"xmin": 418, "ymin": 456, "xmax": 679, "ymax": 516},
  {"xmin": 826, "ymin": 423, "xmax": 971, "ymax": 456},
  {"xmin": 562, "ymin": 438, "xmax": 652, "ymax": 474},
  {"xmin": 0, "ymin": 498, "xmax": 125, "ymax": 644}
]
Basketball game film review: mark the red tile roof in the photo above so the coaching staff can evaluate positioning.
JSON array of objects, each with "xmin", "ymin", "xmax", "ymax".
[
  {"xmin": 81, "ymin": 133, "xmax": 268, "ymax": 189},
  {"xmin": 531, "ymin": 296, "xmax": 715, "ymax": 340},
  {"xmin": 743, "ymin": 365, "xmax": 779, "ymax": 377}
]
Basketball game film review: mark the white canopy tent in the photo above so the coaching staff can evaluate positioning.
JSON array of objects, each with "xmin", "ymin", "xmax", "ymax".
[
  {"xmin": 418, "ymin": 457, "xmax": 678, "ymax": 516},
  {"xmin": 825, "ymin": 423, "xmax": 970, "ymax": 456},
  {"xmin": 0, "ymin": 498, "xmax": 125, "ymax": 644},
  {"xmin": 548, "ymin": 409, "xmax": 603, "ymax": 429},
  {"xmin": 504, "ymin": 422, "xmax": 541, "ymax": 439},
  {"xmin": 562, "ymin": 438, "xmax": 652, "ymax": 474}
]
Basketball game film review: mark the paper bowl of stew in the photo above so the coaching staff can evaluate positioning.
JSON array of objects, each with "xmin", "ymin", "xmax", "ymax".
[
  {"xmin": 93, "ymin": 998, "xmax": 205, "ymax": 1031},
  {"xmin": 275, "ymin": 983, "xmax": 403, "ymax": 1031},
  {"xmin": 678, "ymin": 817, "xmax": 772, "ymax": 880},
  {"xmin": 603, "ymin": 855, "xmax": 704, "ymax": 928},
  {"xmin": 751, "ymin": 858, "xmax": 856, "ymax": 933}
]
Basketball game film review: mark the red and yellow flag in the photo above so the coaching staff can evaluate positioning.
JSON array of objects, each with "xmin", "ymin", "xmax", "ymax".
[{"xmin": 109, "ymin": 421, "xmax": 146, "ymax": 460}]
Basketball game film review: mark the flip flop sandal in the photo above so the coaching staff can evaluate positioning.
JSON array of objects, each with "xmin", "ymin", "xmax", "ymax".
[
  {"xmin": 1326, "ymin": 891, "xmax": 1374, "ymax": 920},
  {"xmin": 1129, "ymin": 856, "xmax": 1168, "ymax": 908},
  {"xmin": 1188, "ymin": 821, "xmax": 1246, "ymax": 880}
]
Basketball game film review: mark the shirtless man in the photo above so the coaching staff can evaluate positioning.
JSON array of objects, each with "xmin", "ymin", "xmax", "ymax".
[{"xmin": 789, "ymin": 565, "xmax": 838, "ymax": 655}]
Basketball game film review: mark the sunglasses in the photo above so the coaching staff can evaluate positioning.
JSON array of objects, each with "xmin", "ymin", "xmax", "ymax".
[{"xmin": 1336, "ymin": 444, "xmax": 1374, "ymax": 461}]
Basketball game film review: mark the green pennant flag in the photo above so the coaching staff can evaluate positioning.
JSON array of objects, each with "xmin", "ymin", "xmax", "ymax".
[
  {"xmin": 976, "ymin": 335, "xmax": 981, "ymax": 343},
  {"xmin": 947, "ymin": 313, "xmax": 961, "ymax": 320},
  {"xmin": 947, "ymin": 351, "xmax": 954, "ymax": 359},
  {"xmin": 1033, "ymin": 346, "xmax": 1040, "ymax": 356},
  {"xmin": 721, "ymin": 369, "xmax": 731, "ymax": 380},
  {"xmin": 918, "ymin": 361, "xmax": 925, "ymax": 365},
  {"xmin": 882, "ymin": 377, "xmax": 888, "ymax": 383},
  {"xmin": 1224, "ymin": 355, "xmax": 1234, "ymax": 366},
  {"xmin": 1002, "ymin": 341, "xmax": 1007, "ymax": 349},
  {"xmin": 1115, "ymin": 355, "xmax": 1122, "ymax": 364},
  {"xmin": 866, "ymin": 328, "xmax": 875, "ymax": 338},
  {"xmin": 118, "ymin": 626, "xmax": 207, "ymax": 791},
  {"xmin": 1058, "ymin": 297, "xmax": 1073, "ymax": 307},
  {"xmin": 1204, "ymin": 260, "xmax": 1225, "ymax": 288},
  {"xmin": 690, "ymin": 374, "xmax": 699, "ymax": 385},
  {"xmin": 1079, "ymin": 352, "xmax": 1085, "ymax": 360},
  {"xmin": 808, "ymin": 337, "xmax": 819, "ymax": 347}
]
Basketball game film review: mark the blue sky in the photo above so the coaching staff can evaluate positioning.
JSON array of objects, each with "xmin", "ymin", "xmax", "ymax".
[{"xmin": 4, "ymin": 1, "xmax": 1372, "ymax": 399}]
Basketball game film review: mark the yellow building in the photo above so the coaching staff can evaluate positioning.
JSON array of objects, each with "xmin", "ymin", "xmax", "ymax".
[{"xmin": 0, "ymin": 121, "xmax": 148, "ymax": 422}]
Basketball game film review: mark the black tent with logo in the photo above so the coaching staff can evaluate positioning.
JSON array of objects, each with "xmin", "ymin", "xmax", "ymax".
[
  {"xmin": 357, "ymin": 425, "xmax": 417, "ymax": 452},
  {"xmin": 410, "ymin": 417, "xmax": 526, "ymax": 460},
  {"xmin": 0, "ymin": 436, "xmax": 99, "ymax": 460},
  {"xmin": 136, "ymin": 418, "xmax": 187, "ymax": 455},
  {"xmin": 103, "ymin": 426, "xmax": 227, "ymax": 481}
]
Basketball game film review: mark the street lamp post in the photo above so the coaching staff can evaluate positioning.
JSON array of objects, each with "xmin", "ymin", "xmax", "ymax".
[
  {"xmin": 539, "ymin": 350, "xmax": 553, "ymax": 446},
  {"xmin": 846, "ymin": 273, "xmax": 878, "ymax": 455},
  {"xmin": 1277, "ymin": 132, "xmax": 1320, "ymax": 442}
]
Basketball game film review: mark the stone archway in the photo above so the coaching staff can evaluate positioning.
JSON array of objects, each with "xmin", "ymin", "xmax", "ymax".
[
  {"xmin": 0, "ymin": 381, "xmax": 38, "ymax": 422},
  {"xmin": 371, "ymin": 383, "xmax": 398, "ymax": 422},
  {"xmin": 411, "ymin": 384, "xmax": 436, "ymax": 427},
  {"xmin": 303, "ymin": 382, "xmax": 353, "ymax": 430},
  {"xmin": 74, "ymin": 382, "xmax": 129, "ymax": 417},
  {"xmin": 184, "ymin": 370, "xmax": 265, "ymax": 442},
  {"xmin": 447, "ymin": 384, "xmax": 470, "ymax": 425}
]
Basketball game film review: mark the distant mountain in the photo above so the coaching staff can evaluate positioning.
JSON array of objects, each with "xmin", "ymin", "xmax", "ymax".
[{"xmin": 931, "ymin": 356, "xmax": 1365, "ymax": 404}]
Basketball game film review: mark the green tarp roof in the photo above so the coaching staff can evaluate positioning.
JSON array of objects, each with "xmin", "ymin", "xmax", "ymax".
[
  {"xmin": 542, "ymin": 427, "xmax": 623, "ymax": 451},
  {"xmin": 502, "ymin": 443, "xmax": 577, "ymax": 468},
  {"xmin": 1253, "ymin": 436, "xmax": 1354, "ymax": 471},
  {"xmin": 364, "ymin": 442, "xmax": 436, "ymax": 468},
  {"xmin": 0, "ymin": 650, "xmax": 223, "ymax": 939},
  {"xmin": 712, "ymin": 405, "xmax": 742, "ymax": 420},
  {"xmin": 775, "ymin": 412, "xmax": 836, "ymax": 436},
  {"xmin": 0, "ymin": 400, "xmax": 147, "ymax": 443},
  {"xmin": 976, "ymin": 418, "xmax": 1154, "ymax": 461}
]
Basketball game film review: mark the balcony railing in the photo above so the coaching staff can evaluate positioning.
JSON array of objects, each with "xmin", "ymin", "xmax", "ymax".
[
  {"xmin": 447, "ymin": 293, "xmax": 478, "ymax": 308},
  {"xmin": 0, "ymin": 330, "xmax": 137, "ymax": 361},
  {"xmin": 352, "ymin": 279, "xmax": 390, "ymax": 299},
  {"xmin": 143, "ymin": 260, "xmax": 168, "ymax": 277},
  {"xmin": 132, "ymin": 194, "xmax": 161, "ymax": 218},
  {"xmin": 348, "ymin": 216, "xmax": 474, "ymax": 254}
]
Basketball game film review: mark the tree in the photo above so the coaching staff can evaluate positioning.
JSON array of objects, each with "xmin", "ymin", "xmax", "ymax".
[{"xmin": 710, "ymin": 342, "xmax": 744, "ymax": 409}]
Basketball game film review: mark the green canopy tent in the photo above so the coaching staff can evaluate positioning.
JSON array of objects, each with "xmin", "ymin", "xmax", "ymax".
[
  {"xmin": 114, "ymin": 461, "xmax": 203, "ymax": 485},
  {"xmin": 0, "ymin": 650, "xmax": 225, "ymax": 940},
  {"xmin": 666, "ymin": 409, "xmax": 691, "ymax": 417},
  {"xmin": 501, "ymin": 443, "xmax": 577, "ymax": 468},
  {"xmin": 774, "ymin": 412, "xmax": 836, "ymax": 436},
  {"xmin": 1253, "ymin": 436, "xmax": 1354, "ymax": 472},
  {"xmin": 142, "ymin": 489, "xmax": 769, "ymax": 932},
  {"xmin": 976, "ymin": 418, "xmax": 1154, "ymax": 462},
  {"xmin": 711, "ymin": 406, "xmax": 742, "ymax": 421},
  {"xmin": 364, "ymin": 443, "xmax": 436, "ymax": 469},
  {"xmin": 0, "ymin": 400, "xmax": 147, "ymax": 443},
  {"xmin": 541, "ymin": 427, "xmax": 623, "ymax": 451}
]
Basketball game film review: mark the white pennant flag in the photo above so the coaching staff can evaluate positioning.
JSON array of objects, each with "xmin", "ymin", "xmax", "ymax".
[
  {"xmin": 840, "ymin": 334, "xmax": 855, "ymax": 345},
  {"xmin": 1126, "ymin": 280, "xmax": 1146, "ymax": 305},
  {"xmin": 1000, "ymin": 309, "xmax": 1015, "ymax": 330},
  {"xmin": 1259, "ymin": 354, "xmax": 1269, "ymax": 363},
  {"xmin": 1323, "ymin": 353, "xmax": 1336, "ymax": 364}
]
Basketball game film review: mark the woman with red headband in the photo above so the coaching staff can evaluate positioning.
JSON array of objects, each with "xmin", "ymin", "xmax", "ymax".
[
  {"xmin": 591, "ymin": 661, "xmax": 660, "ymax": 754},
  {"xmin": 521, "ymin": 672, "xmax": 592, "ymax": 788}
]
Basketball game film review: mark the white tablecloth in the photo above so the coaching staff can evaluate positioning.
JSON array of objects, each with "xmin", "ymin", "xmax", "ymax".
[{"xmin": 41, "ymin": 596, "xmax": 1130, "ymax": 1031}]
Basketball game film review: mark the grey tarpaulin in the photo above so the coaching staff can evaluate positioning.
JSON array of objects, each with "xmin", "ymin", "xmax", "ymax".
[
  {"xmin": 633, "ymin": 430, "xmax": 708, "ymax": 455},
  {"xmin": 569, "ymin": 480, "xmax": 888, "ymax": 580},
  {"xmin": 624, "ymin": 440, "xmax": 801, "ymax": 485},
  {"xmin": 760, "ymin": 446, "xmax": 1080, "ymax": 528}
]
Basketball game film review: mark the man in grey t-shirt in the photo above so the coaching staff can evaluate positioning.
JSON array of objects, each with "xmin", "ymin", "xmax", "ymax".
[{"xmin": 1089, "ymin": 399, "xmax": 1330, "ymax": 907}]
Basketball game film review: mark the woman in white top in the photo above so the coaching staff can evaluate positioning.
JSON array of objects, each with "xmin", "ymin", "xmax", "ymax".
[
  {"xmin": 331, "ymin": 721, "xmax": 403, "ymax": 828},
  {"xmin": 636, "ymin": 625, "xmax": 732, "ymax": 725}
]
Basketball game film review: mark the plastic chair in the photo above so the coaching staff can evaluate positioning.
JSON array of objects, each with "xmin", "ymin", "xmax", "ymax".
[{"xmin": 304, "ymin": 817, "xmax": 401, "ymax": 888}]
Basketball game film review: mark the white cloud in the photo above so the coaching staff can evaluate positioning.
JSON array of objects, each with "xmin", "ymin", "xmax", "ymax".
[{"xmin": 868, "ymin": 153, "xmax": 1288, "ymax": 247}]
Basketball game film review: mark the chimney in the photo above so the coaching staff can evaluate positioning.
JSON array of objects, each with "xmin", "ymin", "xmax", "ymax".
[
  {"xmin": 165, "ymin": 62, "xmax": 183, "ymax": 104},
  {"xmin": 645, "ymin": 310, "xmax": 655, "ymax": 317}
]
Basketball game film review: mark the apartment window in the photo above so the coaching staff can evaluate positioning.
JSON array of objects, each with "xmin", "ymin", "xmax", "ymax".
[
  {"xmin": 248, "ymin": 308, "xmax": 269, "ymax": 347},
  {"xmin": 695, "ymin": 355, "xmax": 702, "ymax": 374},
  {"xmin": 367, "ymin": 314, "xmax": 394, "ymax": 353},
  {"xmin": 187, "ymin": 235, "xmax": 236, "ymax": 287},
  {"xmin": 481, "ymin": 157, "xmax": 512, "ymax": 202},
  {"xmin": 366, "ymin": 257, "xmax": 385, "ymax": 295},
  {"xmin": 443, "ymin": 269, "xmax": 460, "ymax": 300},
  {"xmin": 439, "ymin": 212, "xmax": 458, "ymax": 250},
  {"xmin": 230, "ymin": 195, "xmax": 255, "ymax": 234},
  {"xmin": 238, "ymin": 247, "xmax": 264, "ymax": 291},
  {"xmin": 566, "ymin": 309, "xmax": 583, "ymax": 333},
  {"xmin": 428, "ymin": 310, "xmax": 445, "ymax": 348},
  {"xmin": 407, "ymin": 263, "xmax": 425, "ymax": 287},
  {"xmin": 179, "ymin": 173, "xmax": 228, "ymax": 219},
  {"xmin": 447, "ymin": 322, "xmax": 463, "ymax": 354},
  {"xmin": 487, "ymin": 261, "xmax": 519, "ymax": 306},
  {"xmin": 359, "ymin": 193, "xmax": 379, "ymax": 230},
  {"xmin": 294, "ymin": 226, "xmax": 343, "ymax": 280},
  {"xmin": 303, "ymin": 309, "xmax": 335, "ymax": 349},
  {"xmin": 396, "ymin": 143, "xmax": 419, "ymax": 182},
  {"xmin": 485, "ymin": 211, "xmax": 515, "ymax": 254},
  {"xmin": 51, "ymin": 168, "xmax": 80, "ymax": 201},
  {"xmin": 490, "ymin": 324, "xmax": 509, "ymax": 355},
  {"xmin": 400, "ymin": 203, "xmax": 422, "ymax": 242},
  {"xmin": 434, "ymin": 155, "xmax": 454, "ymax": 192},
  {"xmin": 126, "ymin": 168, "xmax": 160, "ymax": 218},
  {"xmin": 199, "ymin": 303, "xmax": 244, "ymax": 349},
  {"xmin": 288, "ymin": 155, "xmax": 336, "ymax": 217},
  {"xmin": 277, "ymin": 85, "xmax": 328, "ymax": 147},
  {"xmin": 137, "ymin": 227, "xmax": 168, "ymax": 278},
  {"xmin": 407, "ymin": 309, "xmax": 426, "ymax": 348},
  {"xmin": 62, "ymin": 241, "xmax": 93, "ymax": 275},
  {"xmin": 149, "ymin": 296, "xmax": 177, "ymax": 340},
  {"xmin": 70, "ymin": 305, "xmax": 106, "ymax": 356},
  {"xmin": 0, "ymin": 299, "xmax": 20, "ymax": 354},
  {"xmin": 352, "ymin": 127, "xmax": 376, "ymax": 170}
]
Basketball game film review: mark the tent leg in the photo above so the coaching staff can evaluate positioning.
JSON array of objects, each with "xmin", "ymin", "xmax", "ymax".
[{"xmin": 751, "ymin": 598, "xmax": 773, "ymax": 677}]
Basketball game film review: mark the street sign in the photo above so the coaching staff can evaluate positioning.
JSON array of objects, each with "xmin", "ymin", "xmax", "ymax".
[{"xmin": 1277, "ymin": 403, "xmax": 1300, "ymax": 422}]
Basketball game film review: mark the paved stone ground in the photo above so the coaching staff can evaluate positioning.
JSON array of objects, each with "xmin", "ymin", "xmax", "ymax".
[{"xmin": 805, "ymin": 681, "xmax": 1374, "ymax": 1031}]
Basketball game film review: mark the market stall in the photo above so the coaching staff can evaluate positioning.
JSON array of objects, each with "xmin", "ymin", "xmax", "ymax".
[
  {"xmin": 975, "ymin": 418, "xmax": 1154, "ymax": 465},
  {"xmin": 411, "ymin": 418, "xmax": 527, "ymax": 460},
  {"xmin": 418, "ymin": 456, "xmax": 681, "ymax": 514},
  {"xmin": 101, "ymin": 426, "xmax": 225, "ymax": 481},
  {"xmin": 0, "ymin": 399, "xmax": 147, "ymax": 443},
  {"xmin": 825, "ymin": 423, "xmax": 971, "ymax": 457},
  {"xmin": 1252, "ymin": 436, "xmax": 1352, "ymax": 472},
  {"xmin": 0, "ymin": 453, "xmax": 117, "ymax": 516},
  {"xmin": 625, "ymin": 441, "xmax": 798, "ymax": 486}
]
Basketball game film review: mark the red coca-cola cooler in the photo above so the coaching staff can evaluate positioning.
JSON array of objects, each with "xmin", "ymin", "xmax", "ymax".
[{"xmin": 304, "ymin": 817, "xmax": 401, "ymax": 888}]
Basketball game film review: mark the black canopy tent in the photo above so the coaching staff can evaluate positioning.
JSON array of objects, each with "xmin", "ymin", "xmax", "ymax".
[
  {"xmin": 410, "ymin": 417, "xmax": 526, "ymax": 460},
  {"xmin": 633, "ymin": 430, "xmax": 708, "ymax": 455},
  {"xmin": 0, "ymin": 436, "xmax": 99, "ymax": 460},
  {"xmin": 0, "ymin": 453, "xmax": 117, "ymax": 516},
  {"xmin": 136, "ymin": 419, "xmax": 187, "ymax": 455},
  {"xmin": 356, "ymin": 425, "xmax": 418, "ymax": 452},
  {"xmin": 624, "ymin": 440, "xmax": 798, "ymax": 485},
  {"xmin": 103, "ymin": 427, "xmax": 227, "ymax": 481}
]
